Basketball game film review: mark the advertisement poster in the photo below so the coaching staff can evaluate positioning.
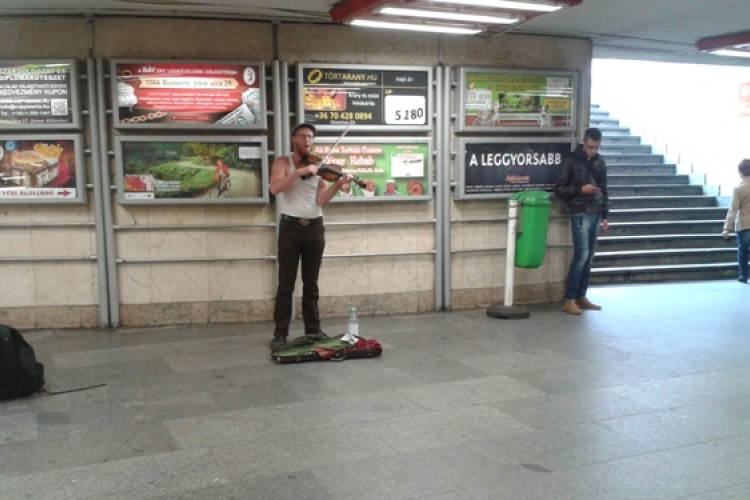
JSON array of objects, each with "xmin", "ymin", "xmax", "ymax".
[
  {"xmin": 297, "ymin": 64, "xmax": 432, "ymax": 131},
  {"xmin": 112, "ymin": 60, "xmax": 266, "ymax": 129},
  {"xmin": 458, "ymin": 68, "xmax": 576, "ymax": 132},
  {"xmin": 115, "ymin": 137, "xmax": 268, "ymax": 204},
  {"xmin": 0, "ymin": 135, "xmax": 85, "ymax": 203},
  {"xmin": 0, "ymin": 60, "xmax": 79, "ymax": 129},
  {"xmin": 457, "ymin": 138, "xmax": 573, "ymax": 199},
  {"xmin": 311, "ymin": 138, "xmax": 431, "ymax": 201}
]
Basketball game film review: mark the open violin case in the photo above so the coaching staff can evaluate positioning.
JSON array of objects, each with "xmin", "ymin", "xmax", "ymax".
[{"xmin": 271, "ymin": 334, "xmax": 383, "ymax": 364}]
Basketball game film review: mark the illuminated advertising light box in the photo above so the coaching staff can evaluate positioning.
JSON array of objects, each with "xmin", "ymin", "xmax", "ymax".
[
  {"xmin": 0, "ymin": 134, "xmax": 86, "ymax": 204},
  {"xmin": 297, "ymin": 63, "xmax": 433, "ymax": 132},
  {"xmin": 112, "ymin": 60, "xmax": 267, "ymax": 130},
  {"xmin": 455, "ymin": 137, "xmax": 574, "ymax": 199},
  {"xmin": 457, "ymin": 68, "xmax": 578, "ymax": 133},
  {"xmin": 115, "ymin": 136, "xmax": 269, "ymax": 204},
  {"xmin": 0, "ymin": 60, "xmax": 81, "ymax": 130},
  {"xmin": 311, "ymin": 137, "xmax": 432, "ymax": 202}
]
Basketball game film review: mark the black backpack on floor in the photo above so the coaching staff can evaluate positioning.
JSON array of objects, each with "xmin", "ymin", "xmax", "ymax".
[{"xmin": 0, "ymin": 324, "xmax": 45, "ymax": 401}]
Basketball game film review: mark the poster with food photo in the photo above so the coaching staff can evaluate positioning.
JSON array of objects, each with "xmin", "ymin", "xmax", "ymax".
[
  {"xmin": 0, "ymin": 134, "xmax": 85, "ymax": 203},
  {"xmin": 310, "ymin": 137, "xmax": 431, "ymax": 202},
  {"xmin": 458, "ymin": 67, "xmax": 577, "ymax": 132}
]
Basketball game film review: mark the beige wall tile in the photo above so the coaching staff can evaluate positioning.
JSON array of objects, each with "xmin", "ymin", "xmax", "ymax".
[
  {"xmin": 0, "ymin": 263, "xmax": 36, "ymax": 307},
  {"xmin": 117, "ymin": 231, "xmax": 152, "ymax": 261},
  {"xmin": 31, "ymin": 228, "xmax": 94, "ymax": 258},
  {"xmin": 151, "ymin": 263, "xmax": 209, "ymax": 303},
  {"xmin": 119, "ymin": 265, "xmax": 153, "ymax": 304},
  {"xmin": 208, "ymin": 261, "xmax": 274, "ymax": 302},
  {"xmin": 149, "ymin": 230, "xmax": 207, "ymax": 259},
  {"xmin": 33, "ymin": 262, "xmax": 97, "ymax": 306},
  {"xmin": 1, "ymin": 230, "xmax": 32, "ymax": 258}
]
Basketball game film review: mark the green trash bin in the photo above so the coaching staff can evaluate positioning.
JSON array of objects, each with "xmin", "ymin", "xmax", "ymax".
[{"xmin": 511, "ymin": 190, "xmax": 551, "ymax": 268}]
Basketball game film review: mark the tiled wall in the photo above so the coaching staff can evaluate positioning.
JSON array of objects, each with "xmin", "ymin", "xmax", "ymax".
[{"xmin": 0, "ymin": 17, "xmax": 591, "ymax": 329}]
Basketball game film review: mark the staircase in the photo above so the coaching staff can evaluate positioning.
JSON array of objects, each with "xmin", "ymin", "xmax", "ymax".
[{"xmin": 589, "ymin": 104, "xmax": 736, "ymax": 284}]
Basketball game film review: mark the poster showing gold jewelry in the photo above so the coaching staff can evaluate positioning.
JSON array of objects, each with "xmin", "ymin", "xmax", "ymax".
[
  {"xmin": 0, "ymin": 134, "xmax": 85, "ymax": 203},
  {"xmin": 457, "ymin": 67, "xmax": 577, "ymax": 132},
  {"xmin": 0, "ymin": 60, "xmax": 80, "ymax": 129},
  {"xmin": 297, "ymin": 64, "xmax": 432, "ymax": 132},
  {"xmin": 112, "ymin": 60, "xmax": 266, "ymax": 129},
  {"xmin": 115, "ymin": 136, "xmax": 268, "ymax": 204},
  {"xmin": 310, "ymin": 137, "xmax": 431, "ymax": 201}
]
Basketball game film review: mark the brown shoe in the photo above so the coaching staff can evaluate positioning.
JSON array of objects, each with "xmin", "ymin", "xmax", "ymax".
[
  {"xmin": 562, "ymin": 300, "xmax": 581, "ymax": 315},
  {"xmin": 576, "ymin": 297, "xmax": 602, "ymax": 310}
]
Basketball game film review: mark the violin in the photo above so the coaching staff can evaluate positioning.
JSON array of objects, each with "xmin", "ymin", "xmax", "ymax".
[{"xmin": 296, "ymin": 154, "xmax": 368, "ymax": 189}]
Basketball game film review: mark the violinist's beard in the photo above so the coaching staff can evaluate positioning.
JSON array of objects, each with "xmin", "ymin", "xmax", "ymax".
[{"xmin": 295, "ymin": 143, "xmax": 313, "ymax": 157}]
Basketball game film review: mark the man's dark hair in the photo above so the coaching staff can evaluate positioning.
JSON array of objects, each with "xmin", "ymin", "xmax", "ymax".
[
  {"xmin": 583, "ymin": 127, "xmax": 602, "ymax": 142},
  {"xmin": 739, "ymin": 158, "xmax": 750, "ymax": 177}
]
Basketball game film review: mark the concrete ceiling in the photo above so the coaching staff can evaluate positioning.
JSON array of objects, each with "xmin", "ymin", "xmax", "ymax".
[{"xmin": 1, "ymin": 0, "xmax": 749, "ymax": 65}]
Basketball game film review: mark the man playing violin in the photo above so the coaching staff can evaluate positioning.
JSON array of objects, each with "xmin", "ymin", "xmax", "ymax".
[{"xmin": 268, "ymin": 122, "xmax": 354, "ymax": 352}]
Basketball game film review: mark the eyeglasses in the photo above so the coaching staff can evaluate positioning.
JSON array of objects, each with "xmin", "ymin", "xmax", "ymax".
[{"xmin": 293, "ymin": 134, "xmax": 315, "ymax": 140}]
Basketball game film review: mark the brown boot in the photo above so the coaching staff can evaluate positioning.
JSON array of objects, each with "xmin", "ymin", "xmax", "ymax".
[
  {"xmin": 576, "ymin": 297, "xmax": 602, "ymax": 310},
  {"xmin": 562, "ymin": 300, "xmax": 581, "ymax": 315}
]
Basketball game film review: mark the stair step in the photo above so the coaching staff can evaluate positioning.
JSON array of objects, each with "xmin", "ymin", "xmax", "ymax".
[
  {"xmin": 594, "ymin": 247, "xmax": 736, "ymax": 267},
  {"xmin": 608, "ymin": 165, "xmax": 676, "ymax": 175},
  {"xmin": 599, "ymin": 126, "xmax": 631, "ymax": 135},
  {"xmin": 608, "ymin": 174, "xmax": 689, "ymax": 185},
  {"xmin": 590, "ymin": 117, "xmax": 620, "ymax": 126},
  {"xmin": 609, "ymin": 207, "xmax": 728, "ymax": 222},
  {"xmin": 597, "ymin": 234, "xmax": 730, "ymax": 251},
  {"xmin": 605, "ymin": 220, "xmax": 725, "ymax": 236},
  {"xmin": 609, "ymin": 196, "xmax": 717, "ymax": 209},
  {"xmin": 590, "ymin": 262, "xmax": 737, "ymax": 284},
  {"xmin": 599, "ymin": 145, "xmax": 652, "ymax": 154},
  {"xmin": 605, "ymin": 154, "xmax": 665, "ymax": 164},
  {"xmin": 602, "ymin": 136, "xmax": 642, "ymax": 145},
  {"xmin": 607, "ymin": 185, "xmax": 704, "ymax": 196}
]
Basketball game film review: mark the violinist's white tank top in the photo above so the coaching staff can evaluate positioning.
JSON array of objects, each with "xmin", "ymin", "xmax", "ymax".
[{"xmin": 275, "ymin": 157, "xmax": 323, "ymax": 219}]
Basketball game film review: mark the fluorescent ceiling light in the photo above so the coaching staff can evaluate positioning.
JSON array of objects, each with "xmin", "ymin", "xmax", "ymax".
[
  {"xmin": 351, "ymin": 19, "xmax": 482, "ymax": 35},
  {"xmin": 379, "ymin": 7, "xmax": 519, "ymax": 25},
  {"xmin": 710, "ymin": 49, "xmax": 750, "ymax": 59},
  {"xmin": 428, "ymin": 0, "xmax": 562, "ymax": 12},
  {"xmin": 350, "ymin": 19, "xmax": 482, "ymax": 35}
]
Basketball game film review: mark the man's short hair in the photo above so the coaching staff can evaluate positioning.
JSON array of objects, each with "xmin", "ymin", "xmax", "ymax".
[
  {"xmin": 583, "ymin": 127, "xmax": 602, "ymax": 142},
  {"xmin": 739, "ymin": 159, "xmax": 750, "ymax": 177}
]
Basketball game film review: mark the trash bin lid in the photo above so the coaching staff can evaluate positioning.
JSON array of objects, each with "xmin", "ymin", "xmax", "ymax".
[{"xmin": 510, "ymin": 190, "xmax": 551, "ymax": 206}]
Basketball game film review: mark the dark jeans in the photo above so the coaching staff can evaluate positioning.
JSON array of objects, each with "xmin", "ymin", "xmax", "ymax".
[
  {"xmin": 565, "ymin": 212, "xmax": 602, "ymax": 300},
  {"xmin": 737, "ymin": 229, "xmax": 750, "ymax": 281},
  {"xmin": 273, "ymin": 216, "xmax": 325, "ymax": 337}
]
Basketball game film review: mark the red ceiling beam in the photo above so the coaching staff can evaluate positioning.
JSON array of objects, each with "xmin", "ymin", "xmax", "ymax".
[
  {"xmin": 696, "ymin": 31, "xmax": 750, "ymax": 52},
  {"xmin": 330, "ymin": 0, "xmax": 387, "ymax": 23}
]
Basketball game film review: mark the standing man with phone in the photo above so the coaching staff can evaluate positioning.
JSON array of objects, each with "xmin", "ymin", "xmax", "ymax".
[{"xmin": 554, "ymin": 127, "xmax": 609, "ymax": 315}]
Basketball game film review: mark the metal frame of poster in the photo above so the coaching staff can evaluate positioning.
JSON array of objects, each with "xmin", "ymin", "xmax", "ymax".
[
  {"xmin": 0, "ymin": 134, "xmax": 86, "ymax": 204},
  {"xmin": 296, "ymin": 63, "xmax": 433, "ymax": 132},
  {"xmin": 111, "ymin": 59, "xmax": 267, "ymax": 130},
  {"xmin": 455, "ymin": 137, "xmax": 575, "ymax": 200},
  {"xmin": 114, "ymin": 135, "xmax": 269, "ymax": 205},
  {"xmin": 457, "ymin": 67, "xmax": 578, "ymax": 133},
  {"xmin": 0, "ymin": 59, "xmax": 81, "ymax": 130},
  {"xmin": 311, "ymin": 136, "xmax": 432, "ymax": 202}
]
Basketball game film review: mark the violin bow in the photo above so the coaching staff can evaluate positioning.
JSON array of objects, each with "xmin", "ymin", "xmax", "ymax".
[{"xmin": 317, "ymin": 122, "xmax": 353, "ymax": 166}]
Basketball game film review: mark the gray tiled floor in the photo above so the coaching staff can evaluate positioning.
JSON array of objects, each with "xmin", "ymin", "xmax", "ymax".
[{"xmin": 2, "ymin": 280, "xmax": 750, "ymax": 499}]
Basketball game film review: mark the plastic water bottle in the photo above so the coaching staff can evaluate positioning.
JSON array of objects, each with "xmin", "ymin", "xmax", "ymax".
[{"xmin": 347, "ymin": 306, "xmax": 359, "ymax": 337}]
